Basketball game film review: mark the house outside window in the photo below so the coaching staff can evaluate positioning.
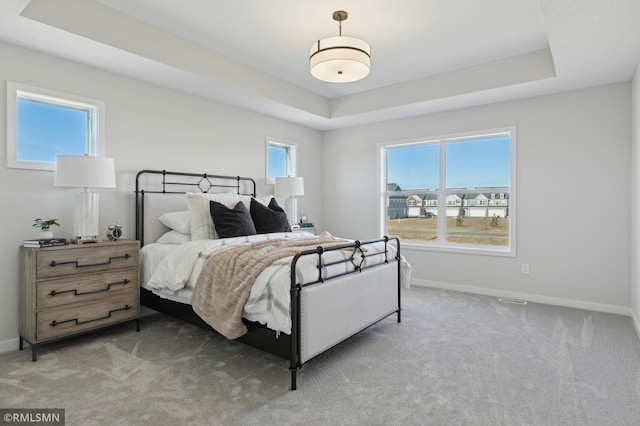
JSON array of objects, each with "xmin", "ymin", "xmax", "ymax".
[
  {"xmin": 266, "ymin": 137, "xmax": 297, "ymax": 184},
  {"xmin": 380, "ymin": 128, "xmax": 515, "ymax": 256},
  {"xmin": 6, "ymin": 82, "xmax": 105, "ymax": 171}
]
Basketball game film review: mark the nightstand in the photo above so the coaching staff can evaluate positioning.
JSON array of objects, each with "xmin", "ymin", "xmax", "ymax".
[
  {"xmin": 293, "ymin": 227, "xmax": 317, "ymax": 235},
  {"xmin": 19, "ymin": 240, "xmax": 140, "ymax": 361}
]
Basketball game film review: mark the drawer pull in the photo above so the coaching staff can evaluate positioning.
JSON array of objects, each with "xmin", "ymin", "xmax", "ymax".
[
  {"xmin": 49, "ymin": 253, "xmax": 131, "ymax": 268},
  {"xmin": 48, "ymin": 279, "xmax": 131, "ymax": 297},
  {"xmin": 49, "ymin": 305, "xmax": 132, "ymax": 327}
]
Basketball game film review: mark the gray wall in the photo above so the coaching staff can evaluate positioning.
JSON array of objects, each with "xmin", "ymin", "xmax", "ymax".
[
  {"xmin": 632, "ymin": 64, "xmax": 640, "ymax": 333},
  {"xmin": 323, "ymin": 82, "xmax": 632, "ymax": 314},
  {"xmin": 0, "ymin": 41, "xmax": 323, "ymax": 352}
]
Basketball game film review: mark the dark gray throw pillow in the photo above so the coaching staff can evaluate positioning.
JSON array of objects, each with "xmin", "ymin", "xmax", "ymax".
[
  {"xmin": 250, "ymin": 197, "xmax": 292, "ymax": 233},
  {"xmin": 209, "ymin": 200, "xmax": 257, "ymax": 238}
]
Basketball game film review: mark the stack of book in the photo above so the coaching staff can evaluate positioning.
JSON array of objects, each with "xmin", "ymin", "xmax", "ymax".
[{"xmin": 23, "ymin": 238, "xmax": 70, "ymax": 248}]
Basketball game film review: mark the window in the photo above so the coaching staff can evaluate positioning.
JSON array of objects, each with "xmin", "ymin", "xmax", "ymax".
[
  {"xmin": 266, "ymin": 137, "xmax": 297, "ymax": 183},
  {"xmin": 380, "ymin": 128, "xmax": 515, "ymax": 255},
  {"xmin": 6, "ymin": 82, "xmax": 105, "ymax": 171}
]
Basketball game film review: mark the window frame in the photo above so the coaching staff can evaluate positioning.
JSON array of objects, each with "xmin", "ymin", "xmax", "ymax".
[
  {"xmin": 6, "ymin": 81, "xmax": 106, "ymax": 171},
  {"xmin": 265, "ymin": 137, "xmax": 297, "ymax": 184},
  {"xmin": 378, "ymin": 127, "xmax": 516, "ymax": 257}
]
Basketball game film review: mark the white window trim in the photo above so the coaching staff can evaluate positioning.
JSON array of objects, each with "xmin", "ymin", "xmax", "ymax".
[
  {"xmin": 6, "ymin": 81, "xmax": 106, "ymax": 171},
  {"xmin": 378, "ymin": 126, "xmax": 517, "ymax": 257},
  {"xmin": 265, "ymin": 136, "xmax": 298, "ymax": 184}
]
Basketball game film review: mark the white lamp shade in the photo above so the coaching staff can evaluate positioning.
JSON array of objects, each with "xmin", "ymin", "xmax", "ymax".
[
  {"xmin": 274, "ymin": 176, "xmax": 305, "ymax": 197},
  {"xmin": 310, "ymin": 36, "xmax": 370, "ymax": 83},
  {"xmin": 55, "ymin": 155, "xmax": 116, "ymax": 188}
]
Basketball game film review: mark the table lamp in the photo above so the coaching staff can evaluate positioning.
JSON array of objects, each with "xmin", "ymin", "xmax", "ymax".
[
  {"xmin": 54, "ymin": 155, "xmax": 116, "ymax": 242},
  {"xmin": 274, "ymin": 176, "xmax": 304, "ymax": 226}
]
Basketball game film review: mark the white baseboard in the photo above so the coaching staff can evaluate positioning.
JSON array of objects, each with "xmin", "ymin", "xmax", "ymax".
[
  {"xmin": 632, "ymin": 311, "xmax": 640, "ymax": 342},
  {"xmin": 0, "ymin": 337, "xmax": 20, "ymax": 355},
  {"xmin": 411, "ymin": 278, "xmax": 633, "ymax": 317}
]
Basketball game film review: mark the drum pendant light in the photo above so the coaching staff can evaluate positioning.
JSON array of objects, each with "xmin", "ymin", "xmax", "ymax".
[{"xmin": 309, "ymin": 10, "xmax": 371, "ymax": 83}]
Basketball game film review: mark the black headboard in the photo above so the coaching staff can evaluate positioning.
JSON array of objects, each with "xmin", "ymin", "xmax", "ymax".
[{"xmin": 135, "ymin": 169, "xmax": 256, "ymax": 246}]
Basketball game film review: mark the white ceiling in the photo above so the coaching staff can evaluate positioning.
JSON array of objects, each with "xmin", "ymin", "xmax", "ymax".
[{"xmin": 1, "ymin": 0, "xmax": 639, "ymax": 130}]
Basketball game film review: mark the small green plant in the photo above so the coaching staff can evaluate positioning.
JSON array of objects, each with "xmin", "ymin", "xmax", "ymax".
[
  {"xmin": 33, "ymin": 218, "xmax": 60, "ymax": 231},
  {"xmin": 490, "ymin": 214, "xmax": 500, "ymax": 228},
  {"xmin": 455, "ymin": 215, "xmax": 464, "ymax": 227}
]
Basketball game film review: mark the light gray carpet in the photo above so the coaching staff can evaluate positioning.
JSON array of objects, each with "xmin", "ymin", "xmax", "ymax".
[{"xmin": 1, "ymin": 286, "xmax": 639, "ymax": 425}]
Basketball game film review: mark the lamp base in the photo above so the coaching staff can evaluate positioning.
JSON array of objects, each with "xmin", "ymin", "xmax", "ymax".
[
  {"xmin": 285, "ymin": 196, "xmax": 299, "ymax": 228},
  {"xmin": 74, "ymin": 191, "xmax": 101, "ymax": 240}
]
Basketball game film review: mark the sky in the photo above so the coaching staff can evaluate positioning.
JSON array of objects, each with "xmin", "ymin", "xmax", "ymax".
[
  {"xmin": 17, "ymin": 98, "xmax": 89, "ymax": 163},
  {"xmin": 268, "ymin": 145, "xmax": 288, "ymax": 180},
  {"xmin": 386, "ymin": 134, "xmax": 511, "ymax": 190}
]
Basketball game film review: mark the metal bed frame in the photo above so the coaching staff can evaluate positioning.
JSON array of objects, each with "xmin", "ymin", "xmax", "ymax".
[{"xmin": 135, "ymin": 169, "xmax": 402, "ymax": 390}]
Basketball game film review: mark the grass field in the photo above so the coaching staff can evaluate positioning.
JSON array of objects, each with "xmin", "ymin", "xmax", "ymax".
[{"xmin": 387, "ymin": 216, "xmax": 509, "ymax": 246}]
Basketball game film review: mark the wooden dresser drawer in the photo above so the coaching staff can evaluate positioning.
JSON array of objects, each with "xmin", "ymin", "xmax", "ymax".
[
  {"xmin": 20, "ymin": 240, "xmax": 140, "ymax": 360},
  {"xmin": 36, "ymin": 293, "xmax": 139, "ymax": 341},
  {"xmin": 36, "ymin": 243, "xmax": 139, "ymax": 279},
  {"xmin": 37, "ymin": 268, "xmax": 139, "ymax": 309}
]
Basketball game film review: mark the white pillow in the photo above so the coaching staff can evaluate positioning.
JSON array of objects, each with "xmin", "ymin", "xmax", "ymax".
[
  {"xmin": 238, "ymin": 194, "xmax": 272, "ymax": 210},
  {"xmin": 156, "ymin": 230, "xmax": 191, "ymax": 244},
  {"xmin": 158, "ymin": 210, "xmax": 191, "ymax": 234},
  {"xmin": 186, "ymin": 192, "xmax": 240, "ymax": 240}
]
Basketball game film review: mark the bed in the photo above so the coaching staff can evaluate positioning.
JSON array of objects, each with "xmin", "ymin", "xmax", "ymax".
[{"xmin": 135, "ymin": 169, "xmax": 410, "ymax": 390}]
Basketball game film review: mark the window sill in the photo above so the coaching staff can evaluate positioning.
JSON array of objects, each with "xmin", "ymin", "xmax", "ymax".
[{"xmin": 399, "ymin": 240, "xmax": 515, "ymax": 257}]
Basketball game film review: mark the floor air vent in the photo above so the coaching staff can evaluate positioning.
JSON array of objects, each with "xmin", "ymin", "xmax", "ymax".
[{"xmin": 498, "ymin": 297, "xmax": 528, "ymax": 305}]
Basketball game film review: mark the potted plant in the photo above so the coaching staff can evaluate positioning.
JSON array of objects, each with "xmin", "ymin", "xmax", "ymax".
[{"xmin": 33, "ymin": 218, "xmax": 60, "ymax": 239}]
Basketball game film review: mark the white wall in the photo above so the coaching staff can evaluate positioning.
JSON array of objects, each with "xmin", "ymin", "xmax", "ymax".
[
  {"xmin": 631, "ymin": 63, "xmax": 640, "ymax": 333},
  {"xmin": 0, "ymin": 41, "xmax": 323, "ymax": 352},
  {"xmin": 324, "ymin": 83, "xmax": 632, "ymax": 314},
  {"xmin": 1, "ymin": 38, "xmax": 636, "ymax": 353}
]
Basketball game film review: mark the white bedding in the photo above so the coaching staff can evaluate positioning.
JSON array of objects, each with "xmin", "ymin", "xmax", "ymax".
[
  {"xmin": 141, "ymin": 231, "xmax": 411, "ymax": 336},
  {"xmin": 140, "ymin": 232, "xmax": 317, "ymax": 304}
]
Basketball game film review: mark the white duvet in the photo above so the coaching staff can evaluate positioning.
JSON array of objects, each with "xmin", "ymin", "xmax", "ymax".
[{"xmin": 141, "ymin": 231, "xmax": 410, "ymax": 335}]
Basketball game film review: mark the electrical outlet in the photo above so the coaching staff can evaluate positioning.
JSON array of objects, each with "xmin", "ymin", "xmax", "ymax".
[{"xmin": 521, "ymin": 263, "xmax": 530, "ymax": 275}]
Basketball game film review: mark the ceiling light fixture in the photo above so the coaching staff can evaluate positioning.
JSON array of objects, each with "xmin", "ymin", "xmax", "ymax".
[{"xmin": 309, "ymin": 10, "xmax": 370, "ymax": 83}]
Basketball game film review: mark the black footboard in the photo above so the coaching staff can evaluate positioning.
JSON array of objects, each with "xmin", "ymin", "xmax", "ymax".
[{"xmin": 287, "ymin": 236, "xmax": 402, "ymax": 390}]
